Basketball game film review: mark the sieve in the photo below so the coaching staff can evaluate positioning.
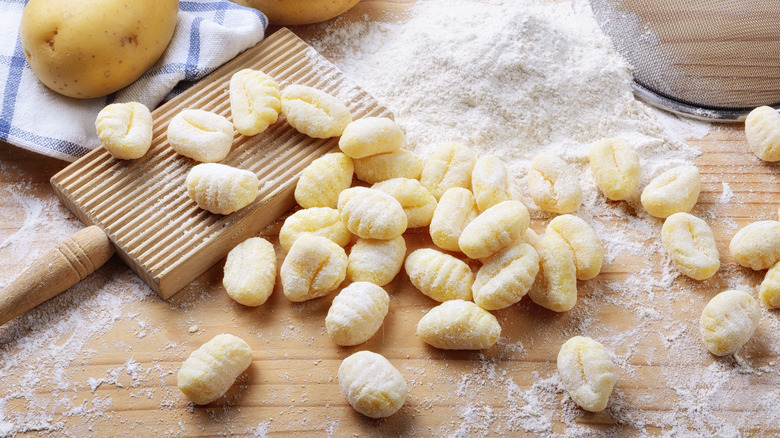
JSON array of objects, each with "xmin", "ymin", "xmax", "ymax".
[{"xmin": 588, "ymin": 0, "xmax": 780, "ymax": 122}]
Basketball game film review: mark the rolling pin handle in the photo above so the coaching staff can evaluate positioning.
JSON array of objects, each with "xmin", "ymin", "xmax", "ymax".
[{"xmin": 0, "ymin": 225, "xmax": 115, "ymax": 326}]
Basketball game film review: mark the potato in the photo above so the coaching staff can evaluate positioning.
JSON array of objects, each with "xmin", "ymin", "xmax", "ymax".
[
  {"xmin": 20, "ymin": 0, "xmax": 179, "ymax": 99},
  {"xmin": 233, "ymin": 0, "xmax": 361, "ymax": 25}
]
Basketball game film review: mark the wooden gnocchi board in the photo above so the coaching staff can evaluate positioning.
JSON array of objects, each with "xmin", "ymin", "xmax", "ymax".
[{"xmin": 50, "ymin": 28, "xmax": 392, "ymax": 299}]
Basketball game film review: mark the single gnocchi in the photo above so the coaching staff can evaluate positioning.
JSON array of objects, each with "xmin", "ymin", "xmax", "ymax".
[
  {"xmin": 229, "ymin": 69, "xmax": 281, "ymax": 136},
  {"xmin": 95, "ymin": 102, "xmax": 153, "ymax": 160},
  {"xmin": 471, "ymin": 154, "xmax": 512, "ymax": 211},
  {"xmin": 472, "ymin": 241, "xmax": 539, "ymax": 310},
  {"xmin": 338, "ymin": 350, "xmax": 407, "ymax": 418},
  {"xmin": 527, "ymin": 232, "xmax": 577, "ymax": 312},
  {"xmin": 661, "ymin": 212, "xmax": 719, "ymax": 280},
  {"xmin": 759, "ymin": 261, "xmax": 780, "ymax": 308},
  {"xmin": 186, "ymin": 163, "xmax": 260, "ymax": 215},
  {"xmin": 279, "ymin": 207, "xmax": 352, "ymax": 252},
  {"xmin": 347, "ymin": 236, "xmax": 406, "ymax": 286},
  {"xmin": 546, "ymin": 215, "xmax": 603, "ymax": 281},
  {"xmin": 416, "ymin": 299, "xmax": 501, "ymax": 350},
  {"xmin": 640, "ymin": 165, "xmax": 701, "ymax": 218},
  {"xmin": 354, "ymin": 149, "xmax": 423, "ymax": 184},
  {"xmin": 557, "ymin": 336, "xmax": 617, "ymax": 412},
  {"xmin": 168, "ymin": 109, "xmax": 234, "ymax": 163},
  {"xmin": 420, "ymin": 142, "xmax": 477, "ymax": 200},
  {"xmin": 372, "ymin": 178, "xmax": 437, "ymax": 228},
  {"xmin": 338, "ymin": 117, "xmax": 404, "ymax": 159},
  {"xmin": 729, "ymin": 220, "xmax": 780, "ymax": 270},
  {"xmin": 588, "ymin": 137, "xmax": 641, "ymax": 201},
  {"xmin": 338, "ymin": 187, "xmax": 408, "ymax": 240},
  {"xmin": 700, "ymin": 290, "xmax": 761, "ymax": 356},
  {"xmin": 405, "ymin": 248, "xmax": 474, "ymax": 302},
  {"xmin": 294, "ymin": 152, "xmax": 354, "ymax": 209},
  {"xmin": 745, "ymin": 106, "xmax": 780, "ymax": 162},
  {"xmin": 458, "ymin": 200, "xmax": 530, "ymax": 260},
  {"xmin": 280, "ymin": 234, "xmax": 348, "ymax": 302},
  {"xmin": 177, "ymin": 334, "xmax": 253, "ymax": 405},
  {"xmin": 223, "ymin": 237, "xmax": 277, "ymax": 306},
  {"xmin": 429, "ymin": 187, "xmax": 479, "ymax": 252},
  {"xmin": 527, "ymin": 152, "xmax": 582, "ymax": 214},
  {"xmin": 280, "ymin": 84, "xmax": 351, "ymax": 138},
  {"xmin": 326, "ymin": 282, "xmax": 390, "ymax": 346}
]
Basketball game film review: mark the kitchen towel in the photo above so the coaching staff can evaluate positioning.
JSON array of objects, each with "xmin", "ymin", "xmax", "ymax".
[{"xmin": 0, "ymin": 0, "xmax": 267, "ymax": 162}]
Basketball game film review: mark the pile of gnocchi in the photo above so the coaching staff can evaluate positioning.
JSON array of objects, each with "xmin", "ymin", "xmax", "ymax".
[{"xmin": 93, "ymin": 68, "xmax": 778, "ymax": 418}]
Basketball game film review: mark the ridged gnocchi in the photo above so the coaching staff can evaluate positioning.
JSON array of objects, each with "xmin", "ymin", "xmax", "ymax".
[
  {"xmin": 279, "ymin": 207, "xmax": 352, "ymax": 252},
  {"xmin": 177, "ymin": 334, "xmax": 253, "ymax": 405},
  {"xmin": 661, "ymin": 212, "xmax": 719, "ymax": 280},
  {"xmin": 759, "ymin": 261, "xmax": 780, "ymax": 308},
  {"xmin": 223, "ymin": 237, "xmax": 277, "ymax": 307},
  {"xmin": 186, "ymin": 163, "xmax": 260, "ymax": 215},
  {"xmin": 338, "ymin": 187, "xmax": 408, "ymax": 240},
  {"xmin": 471, "ymin": 154, "xmax": 512, "ymax": 211},
  {"xmin": 353, "ymin": 149, "xmax": 423, "ymax": 184},
  {"xmin": 700, "ymin": 290, "xmax": 761, "ymax": 356},
  {"xmin": 229, "ymin": 69, "xmax": 281, "ymax": 136},
  {"xmin": 729, "ymin": 220, "xmax": 780, "ymax": 270},
  {"xmin": 745, "ymin": 106, "xmax": 780, "ymax": 162},
  {"xmin": 546, "ymin": 215, "xmax": 603, "ymax": 281},
  {"xmin": 459, "ymin": 200, "xmax": 530, "ymax": 260},
  {"xmin": 527, "ymin": 152, "xmax": 582, "ymax": 214},
  {"xmin": 168, "ymin": 109, "xmax": 234, "ymax": 163},
  {"xmin": 527, "ymin": 232, "xmax": 577, "ymax": 312},
  {"xmin": 557, "ymin": 336, "xmax": 617, "ymax": 412},
  {"xmin": 280, "ymin": 84, "xmax": 351, "ymax": 138},
  {"xmin": 640, "ymin": 165, "xmax": 701, "ymax": 219},
  {"xmin": 472, "ymin": 241, "xmax": 539, "ymax": 310},
  {"xmin": 326, "ymin": 282, "xmax": 390, "ymax": 346},
  {"xmin": 372, "ymin": 178, "xmax": 437, "ymax": 228},
  {"xmin": 294, "ymin": 152, "xmax": 354, "ymax": 209},
  {"xmin": 405, "ymin": 248, "xmax": 474, "ymax": 302},
  {"xmin": 588, "ymin": 137, "xmax": 641, "ymax": 201},
  {"xmin": 338, "ymin": 351, "xmax": 407, "ymax": 418},
  {"xmin": 280, "ymin": 234, "xmax": 348, "ymax": 302},
  {"xmin": 416, "ymin": 299, "xmax": 501, "ymax": 350},
  {"xmin": 429, "ymin": 187, "xmax": 479, "ymax": 252},
  {"xmin": 347, "ymin": 236, "xmax": 406, "ymax": 286},
  {"xmin": 338, "ymin": 117, "xmax": 404, "ymax": 159},
  {"xmin": 420, "ymin": 142, "xmax": 477, "ymax": 200},
  {"xmin": 95, "ymin": 102, "xmax": 153, "ymax": 160}
]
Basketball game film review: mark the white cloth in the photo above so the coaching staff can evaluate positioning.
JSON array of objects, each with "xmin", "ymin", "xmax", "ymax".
[{"xmin": 0, "ymin": 0, "xmax": 267, "ymax": 162}]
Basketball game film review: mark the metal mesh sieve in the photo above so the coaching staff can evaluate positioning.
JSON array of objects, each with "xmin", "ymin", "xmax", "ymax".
[{"xmin": 589, "ymin": 0, "xmax": 780, "ymax": 121}]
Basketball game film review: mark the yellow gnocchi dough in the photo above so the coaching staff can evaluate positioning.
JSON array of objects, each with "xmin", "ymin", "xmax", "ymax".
[
  {"xmin": 347, "ymin": 236, "xmax": 406, "ymax": 286},
  {"xmin": 405, "ymin": 248, "xmax": 474, "ymax": 302},
  {"xmin": 177, "ymin": 334, "xmax": 253, "ymax": 405},
  {"xmin": 326, "ymin": 282, "xmax": 390, "ymax": 346},
  {"xmin": 279, "ymin": 207, "xmax": 352, "ymax": 252},
  {"xmin": 223, "ymin": 237, "xmax": 277, "ymax": 307},
  {"xmin": 472, "ymin": 241, "xmax": 539, "ymax": 310},
  {"xmin": 295, "ymin": 152, "xmax": 354, "ymax": 209},
  {"xmin": 640, "ymin": 165, "xmax": 701, "ymax": 219},
  {"xmin": 338, "ymin": 187, "xmax": 408, "ymax": 240},
  {"xmin": 229, "ymin": 69, "xmax": 281, "ymax": 136},
  {"xmin": 546, "ymin": 215, "xmax": 603, "ymax": 281},
  {"xmin": 745, "ymin": 106, "xmax": 780, "ymax": 161},
  {"xmin": 186, "ymin": 163, "xmax": 260, "ymax": 215},
  {"xmin": 557, "ymin": 336, "xmax": 617, "ymax": 412},
  {"xmin": 429, "ymin": 187, "xmax": 479, "ymax": 252},
  {"xmin": 372, "ymin": 178, "xmax": 437, "ymax": 228},
  {"xmin": 759, "ymin": 261, "xmax": 780, "ymax": 308},
  {"xmin": 168, "ymin": 109, "xmax": 234, "ymax": 163},
  {"xmin": 527, "ymin": 152, "xmax": 582, "ymax": 214},
  {"xmin": 417, "ymin": 299, "xmax": 501, "ymax": 350},
  {"xmin": 661, "ymin": 213, "xmax": 719, "ymax": 280},
  {"xmin": 459, "ymin": 200, "xmax": 530, "ymax": 260},
  {"xmin": 528, "ymin": 232, "xmax": 577, "ymax": 312},
  {"xmin": 280, "ymin": 234, "xmax": 348, "ymax": 302},
  {"xmin": 95, "ymin": 102, "xmax": 153, "ymax": 160},
  {"xmin": 700, "ymin": 290, "xmax": 761, "ymax": 356},
  {"xmin": 280, "ymin": 85, "xmax": 351, "ymax": 138},
  {"xmin": 338, "ymin": 351, "xmax": 407, "ymax": 418},
  {"xmin": 354, "ymin": 149, "xmax": 423, "ymax": 184},
  {"xmin": 472, "ymin": 154, "xmax": 512, "ymax": 212},
  {"xmin": 339, "ymin": 117, "xmax": 405, "ymax": 159},
  {"xmin": 588, "ymin": 137, "xmax": 641, "ymax": 201},
  {"xmin": 729, "ymin": 221, "xmax": 780, "ymax": 270},
  {"xmin": 420, "ymin": 142, "xmax": 477, "ymax": 200}
]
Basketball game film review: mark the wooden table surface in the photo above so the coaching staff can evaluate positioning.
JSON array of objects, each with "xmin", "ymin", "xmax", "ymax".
[{"xmin": 1, "ymin": 1, "xmax": 779, "ymax": 437}]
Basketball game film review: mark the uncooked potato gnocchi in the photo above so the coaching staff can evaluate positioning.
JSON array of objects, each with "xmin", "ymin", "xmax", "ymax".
[
  {"xmin": 429, "ymin": 187, "xmax": 479, "ymax": 252},
  {"xmin": 729, "ymin": 220, "xmax": 780, "ymax": 270},
  {"xmin": 186, "ymin": 163, "xmax": 260, "ymax": 215},
  {"xmin": 417, "ymin": 299, "xmax": 501, "ymax": 350},
  {"xmin": 280, "ymin": 234, "xmax": 348, "ymax": 302},
  {"xmin": 405, "ymin": 248, "xmax": 474, "ymax": 302},
  {"xmin": 472, "ymin": 241, "xmax": 539, "ymax": 310},
  {"xmin": 458, "ymin": 200, "xmax": 530, "ymax": 260},
  {"xmin": 168, "ymin": 109, "xmax": 234, "ymax": 163},
  {"xmin": 527, "ymin": 152, "xmax": 582, "ymax": 214},
  {"xmin": 546, "ymin": 215, "xmax": 603, "ymax": 281},
  {"xmin": 279, "ymin": 207, "xmax": 352, "ymax": 252},
  {"xmin": 338, "ymin": 117, "xmax": 404, "ymax": 159},
  {"xmin": 700, "ymin": 289, "xmax": 761, "ymax": 356},
  {"xmin": 294, "ymin": 152, "xmax": 354, "ymax": 209},
  {"xmin": 353, "ymin": 149, "xmax": 423, "ymax": 184},
  {"xmin": 326, "ymin": 282, "xmax": 390, "ymax": 346},
  {"xmin": 95, "ymin": 102, "xmax": 153, "ymax": 160},
  {"xmin": 527, "ymin": 232, "xmax": 577, "ymax": 312},
  {"xmin": 471, "ymin": 154, "xmax": 512, "ymax": 211},
  {"xmin": 744, "ymin": 106, "xmax": 780, "ymax": 162},
  {"xmin": 338, "ymin": 187, "xmax": 408, "ymax": 240},
  {"xmin": 640, "ymin": 165, "xmax": 701, "ymax": 218},
  {"xmin": 177, "ymin": 334, "xmax": 253, "ymax": 405},
  {"xmin": 223, "ymin": 237, "xmax": 277, "ymax": 307},
  {"xmin": 338, "ymin": 350, "xmax": 407, "ymax": 418},
  {"xmin": 372, "ymin": 178, "xmax": 437, "ymax": 228},
  {"xmin": 557, "ymin": 336, "xmax": 617, "ymax": 412},
  {"xmin": 759, "ymin": 261, "xmax": 780, "ymax": 308},
  {"xmin": 229, "ymin": 69, "xmax": 281, "ymax": 136},
  {"xmin": 588, "ymin": 137, "xmax": 641, "ymax": 201},
  {"xmin": 661, "ymin": 212, "xmax": 719, "ymax": 280},
  {"xmin": 347, "ymin": 236, "xmax": 406, "ymax": 286},
  {"xmin": 420, "ymin": 142, "xmax": 477, "ymax": 200},
  {"xmin": 280, "ymin": 84, "xmax": 351, "ymax": 138}
]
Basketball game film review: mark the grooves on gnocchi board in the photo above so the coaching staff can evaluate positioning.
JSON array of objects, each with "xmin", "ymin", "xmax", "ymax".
[{"xmin": 50, "ymin": 28, "xmax": 393, "ymax": 299}]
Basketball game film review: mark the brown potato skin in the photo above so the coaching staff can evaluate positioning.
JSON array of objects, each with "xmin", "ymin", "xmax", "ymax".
[{"xmin": 233, "ymin": 0, "xmax": 361, "ymax": 25}]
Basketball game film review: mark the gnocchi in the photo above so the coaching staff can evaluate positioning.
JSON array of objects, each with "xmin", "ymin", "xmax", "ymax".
[
  {"xmin": 588, "ymin": 137, "xmax": 641, "ymax": 201},
  {"xmin": 405, "ymin": 248, "xmax": 474, "ymax": 302},
  {"xmin": 223, "ymin": 237, "xmax": 277, "ymax": 307},
  {"xmin": 416, "ymin": 299, "xmax": 501, "ymax": 350},
  {"xmin": 640, "ymin": 165, "xmax": 701, "ymax": 219},
  {"xmin": 279, "ymin": 207, "xmax": 352, "ymax": 252},
  {"xmin": 729, "ymin": 220, "xmax": 780, "ymax": 270},
  {"xmin": 294, "ymin": 152, "xmax": 354, "ymax": 209},
  {"xmin": 280, "ymin": 234, "xmax": 348, "ymax": 302},
  {"xmin": 168, "ymin": 109, "xmax": 234, "ymax": 163},
  {"xmin": 759, "ymin": 261, "xmax": 780, "ymax": 308},
  {"xmin": 744, "ymin": 106, "xmax": 780, "ymax": 162},
  {"xmin": 429, "ymin": 187, "xmax": 479, "ymax": 252},
  {"xmin": 229, "ymin": 69, "xmax": 281, "ymax": 136},
  {"xmin": 353, "ymin": 149, "xmax": 423, "ymax": 184},
  {"xmin": 326, "ymin": 282, "xmax": 390, "ymax": 346},
  {"xmin": 471, "ymin": 154, "xmax": 512, "ymax": 211},
  {"xmin": 546, "ymin": 215, "xmax": 603, "ymax": 281},
  {"xmin": 95, "ymin": 102, "xmax": 153, "ymax": 160},
  {"xmin": 372, "ymin": 178, "xmax": 437, "ymax": 228},
  {"xmin": 338, "ymin": 351, "xmax": 407, "ymax": 418},
  {"xmin": 338, "ymin": 117, "xmax": 404, "ymax": 159},
  {"xmin": 527, "ymin": 152, "xmax": 582, "ymax": 214},
  {"xmin": 527, "ymin": 232, "xmax": 577, "ymax": 312},
  {"xmin": 338, "ymin": 187, "xmax": 408, "ymax": 240},
  {"xmin": 280, "ymin": 84, "xmax": 351, "ymax": 138},
  {"xmin": 661, "ymin": 212, "xmax": 719, "ymax": 280},
  {"xmin": 347, "ymin": 236, "xmax": 406, "ymax": 286},
  {"xmin": 177, "ymin": 334, "xmax": 253, "ymax": 405},
  {"xmin": 458, "ymin": 200, "xmax": 530, "ymax": 260},
  {"xmin": 186, "ymin": 163, "xmax": 260, "ymax": 215},
  {"xmin": 700, "ymin": 290, "xmax": 761, "ymax": 356},
  {"xmin": 472, "ymin": 241, "xmax": 539, "ymax": 310},
  {"xmin": 557, "ymin": 336, "xmax": 617, "ymax": 412},
  {"xmin": 420, "ymin": 142, "xmax": 477, "ymax": 200}
]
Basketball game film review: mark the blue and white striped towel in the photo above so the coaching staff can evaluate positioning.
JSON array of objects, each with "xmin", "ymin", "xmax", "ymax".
[{"xmin": 0, "ymin": 0, "xmax": 267, "ymax": 162}]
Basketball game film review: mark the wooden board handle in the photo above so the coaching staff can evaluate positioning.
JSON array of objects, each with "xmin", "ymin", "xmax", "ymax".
[{"xmin": 0, "ymin": 225, "xmax": 115, "ymax": 326}]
